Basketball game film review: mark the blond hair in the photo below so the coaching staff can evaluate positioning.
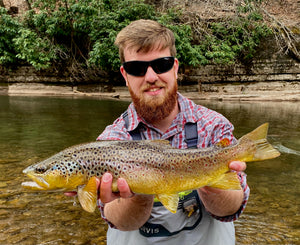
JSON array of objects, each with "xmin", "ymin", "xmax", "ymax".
[{"xmin": 115, "ymin": 19, "xmax": 176, "ymax": 63}]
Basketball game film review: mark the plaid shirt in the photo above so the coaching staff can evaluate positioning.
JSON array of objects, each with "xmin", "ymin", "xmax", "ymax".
[{"xmin": 97, "ymin": 93, "xmax": 249, "ymax": 223}]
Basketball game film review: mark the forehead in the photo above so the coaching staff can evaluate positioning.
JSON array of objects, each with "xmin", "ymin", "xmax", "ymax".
[{"xmin": 123, "ymin": 46, "xmax": 172, "ymax": 62}]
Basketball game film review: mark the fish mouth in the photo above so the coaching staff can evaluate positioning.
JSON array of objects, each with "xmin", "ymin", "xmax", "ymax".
[
  {"xmin": 22, "ymin": 169, "xmax": 50, "ymax": 190},
  {"xmin": 21, "ymin": 181, "xmax": 47, "ymax": 190},
  {"xmin": 21, "ymin": 181, "xmax": 67, "ymax": 192}
]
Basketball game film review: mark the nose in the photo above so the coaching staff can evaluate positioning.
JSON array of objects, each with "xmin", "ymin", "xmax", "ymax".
[{"xmin": 144, "ymin": 66, "xmax": 158, "ymax": 83}]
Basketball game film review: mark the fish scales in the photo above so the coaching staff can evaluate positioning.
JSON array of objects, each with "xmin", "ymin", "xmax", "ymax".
[
  {"xmin": 71, "ymin": 141, "xmax": 225, "ymax": 194},
  {"xmin": 22, "ymin": 123, "xmax": 280, "ymax": 213}
]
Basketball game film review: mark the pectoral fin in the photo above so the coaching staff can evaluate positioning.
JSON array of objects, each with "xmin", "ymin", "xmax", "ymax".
[
  {"xmin": 77, "ymin": 176, "xmax": 97, "ymax": 213},
  {"xmin": 209, "ymin": 172, "xmax": 241, "ymax": 190},
  {"xmin": 156, "ymin": 193, "xmax": 179, "ymax": 213}
]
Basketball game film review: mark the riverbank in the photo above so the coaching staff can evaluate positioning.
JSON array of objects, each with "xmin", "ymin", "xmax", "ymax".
[
  {"xmin": 1, "ymin": 81, "xmax": 299, "ymax": 101},
  {"xmin": 0, "ymin": 82, "xmax": 300, "ymax": 101}
]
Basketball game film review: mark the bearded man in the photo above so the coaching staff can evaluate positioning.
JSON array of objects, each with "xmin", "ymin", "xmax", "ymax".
[{"xmin": 96, "ymin": 19, "xmax": 249, "ymax": 245}]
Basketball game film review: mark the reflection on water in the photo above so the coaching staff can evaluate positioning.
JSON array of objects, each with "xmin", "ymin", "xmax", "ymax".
[
  {"xmin": 274, "ymin": 143, "xmax": 300, "ymax": 156},
  {"xmin": 0, "ymin": 95, "xmax": 299, "ymax": 244}
]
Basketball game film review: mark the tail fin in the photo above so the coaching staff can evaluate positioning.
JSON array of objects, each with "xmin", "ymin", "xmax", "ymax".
[{"xmin": 240, "ymin": 123, "xmax": 280, "ymax": 161}]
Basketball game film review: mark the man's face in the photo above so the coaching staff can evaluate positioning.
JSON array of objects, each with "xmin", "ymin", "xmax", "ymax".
[{"xmin": 120, "ymin": 47, "xmax": 179, "ymax": 123}]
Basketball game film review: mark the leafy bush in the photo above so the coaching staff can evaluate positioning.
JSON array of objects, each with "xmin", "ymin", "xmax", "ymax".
[
  {"xmin": 191, "ymin": 2, "xmax": 272, "ymax": 65},
  {"xmin": 88, "ymin": 0, "xmax": 158, "ymax": 71},
  {"xmin": 0, "ymin": 7, "xmax": 20, "ymax": 64},
  {"xmin": 0, "ymin": 0, "xmax": 272, "ymax": 80},
  {"xmin": 14, "ymin": 28, "xmax": 58, "ymax": 69}
]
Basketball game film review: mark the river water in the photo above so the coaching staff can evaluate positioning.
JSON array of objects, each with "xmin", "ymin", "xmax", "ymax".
[{"xmin": 0, "ymin": 94, "xmax": 299, "ymax": 244}]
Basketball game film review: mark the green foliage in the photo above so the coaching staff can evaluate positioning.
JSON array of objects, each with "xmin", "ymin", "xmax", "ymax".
[
  {"xmin": 0, "ymin": 7, "xmax": 20, "ymax": 64},
  {"xmin": 13, "ymin": 29, "xmax": 58, "ymax": 69},
  {"xmin": 194, "ymin": 2, "xmax": 272, "ymax": 65},
  {"xmin": 0, "ymin": 0, "xmax": 273, "ymax": 77},
  {"xmin": 88, "ymin": 0, "xmax": 157, "ymax": 71},
  {"xmin": 158, "ymin": 12, "xmax": 208, "ymax": 67}
]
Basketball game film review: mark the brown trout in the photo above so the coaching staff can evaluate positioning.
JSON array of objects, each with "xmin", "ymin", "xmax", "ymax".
[{"xmin": 22, "ymin": 123, "xmax": 280, "ymax": 213}]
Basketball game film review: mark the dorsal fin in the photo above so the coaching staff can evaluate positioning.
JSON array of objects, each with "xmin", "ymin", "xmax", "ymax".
[
  {"xmin": 216, "ymin": 138, "xmax": 231, "ymax": 147},
  {"xmin": 150, "ymin": 139, "xmax": 170, "ymax": 145}
]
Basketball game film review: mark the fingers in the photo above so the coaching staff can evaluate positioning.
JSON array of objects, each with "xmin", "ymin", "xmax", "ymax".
[
  {"xmin": 199, "ymin": 186, "xmax": 221, "ymax": 195},
  {"xmin": 117, "ymin": 178, "xmax": 135, "ymax": 198},
  {"xmin": 229, "ymin": 161, "xmax": 246, "ymax": 172},
  {"xmin": 99, "ymin": 173, "xmax": 134, "ymax": 204},
  {"xmin": 64, "ymin": 191, "xmax": 77, "ymax": 197},
  {"xmin": 99, "ymin": 173, "xmax": 115, "ymax": 203},
  {"xmin": 64, "ymin": 173, "xmax": 134, "ymax": 204}
]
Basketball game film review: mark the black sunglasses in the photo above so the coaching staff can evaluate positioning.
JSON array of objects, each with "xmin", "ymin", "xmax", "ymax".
[{"xmin": 123, "ymin": 56, "xmax": 175, "ymax": 77}]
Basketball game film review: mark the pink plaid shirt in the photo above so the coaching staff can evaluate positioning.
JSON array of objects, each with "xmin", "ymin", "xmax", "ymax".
[{"xmin": 97, "ymin": 93, "xmax": 249, "ymax": 223}]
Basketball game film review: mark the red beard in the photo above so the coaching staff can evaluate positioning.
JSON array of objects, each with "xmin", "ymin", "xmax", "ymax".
[{"xmin": 129, "ymin": 82, "xmax": 178, "ymax": 124}]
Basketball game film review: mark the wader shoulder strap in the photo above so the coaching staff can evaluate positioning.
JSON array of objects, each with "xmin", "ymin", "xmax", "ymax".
[
  {"xmin": 123, "ymin": 110, "xmax": 198, "ymax": 148},
  {"xmin": 122, "ymin": 110, "xmax": 142, "ymax": 140},
  {"xmin": 184, "ymin": 122, "xmax": 198, "ymax": 149}
]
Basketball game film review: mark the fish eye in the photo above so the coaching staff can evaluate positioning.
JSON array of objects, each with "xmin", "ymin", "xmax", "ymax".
[{"xmin": 35, "ymin": 166, "xmax": 48, "ymax": 174}]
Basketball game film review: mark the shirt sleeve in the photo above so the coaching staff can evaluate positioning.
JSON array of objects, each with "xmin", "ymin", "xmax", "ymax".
[
  {"xmin": 97, "ymin": 116, "xmax": 131, "ymax": 141},
  {"xmin": 97, "ymin": 199, "xmax": 117, "ymax": 228},
  {"xmin": 197, "ymin": 114, "xmax": 237, "ymax": 148},
  {"xmin": 211, "ymin": 119, "xmax": 237, "ymax": 145},
  {"xmin": 208, "ymin": 172, "xmax": 250, "ymax": 222}
]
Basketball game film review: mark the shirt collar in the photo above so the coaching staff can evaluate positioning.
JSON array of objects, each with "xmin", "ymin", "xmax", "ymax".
[{"xmin": 177, "ymin": 92, "xmax": 198, "ymax": 124}]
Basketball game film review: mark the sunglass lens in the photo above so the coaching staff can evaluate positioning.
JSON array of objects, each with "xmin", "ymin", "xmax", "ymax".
[
  {"xmin": 152, "ymin": 57, "xmax": 174, "ymax": 74},
  {"xmin": 123, "ymin": 61, "xmax": 148, "ymax": 76},
  {"xmin": 123, "ymin": 57, "xmax": 174, "ymax": 76}
]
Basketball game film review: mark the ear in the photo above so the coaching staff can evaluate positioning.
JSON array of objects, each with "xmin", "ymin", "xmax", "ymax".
[
  {"xmin": 174, "ymin": 58, "xmax": 179, "ymax": 79},
  {"xmin": 120, "ymin": 66, "xmax": 129, "ymax": 86}
]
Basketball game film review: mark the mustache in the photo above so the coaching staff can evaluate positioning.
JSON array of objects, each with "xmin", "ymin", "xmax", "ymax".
[{"xmin": 142, "ymin": 82, "xmax": 166, "ymax": 91}]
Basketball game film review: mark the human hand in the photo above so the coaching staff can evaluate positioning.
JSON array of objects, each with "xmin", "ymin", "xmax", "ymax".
[
  {"xmin": 199, "ymin": 161, "xmax": 246, "ymax": 195},
  {"xmin": 228, "ymin": 161, "xmax": 246, "ymax": 172},
  {"xmin": 198, "ymin": 160, "xmax": 246, "ymax": 216},
  {"xmin": 99, "ymin": 173, "xmax": 134, "ymax": 204},
  {"xmin": 64, "ymin": 173, "xmax": 134, "ymax": 203}
]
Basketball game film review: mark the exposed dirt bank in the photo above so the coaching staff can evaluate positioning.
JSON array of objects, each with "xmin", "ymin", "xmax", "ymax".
[{"xmin": 1, "ymin": 82, "xmax": 299, "ymax": 102}]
